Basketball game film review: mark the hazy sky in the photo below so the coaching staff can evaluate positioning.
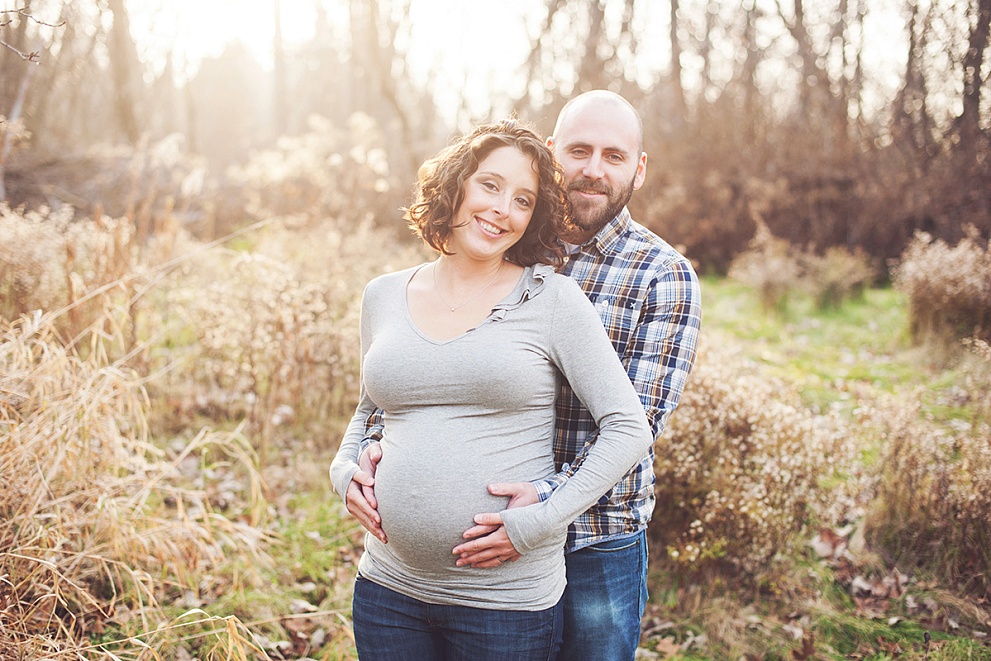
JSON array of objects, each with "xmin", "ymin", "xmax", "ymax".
[
  {"xmin": 4, "ymin": 0, "xmax": 914, "ymax": 125},
  {"xmin": 123, "ymin": 0, "xmax": 543, "ymax": 121}
]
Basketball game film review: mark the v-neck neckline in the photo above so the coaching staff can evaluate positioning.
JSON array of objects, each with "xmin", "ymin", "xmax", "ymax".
[{"xmin": 402, "ymin": 263, "xmax": 525, "ymax": 345}]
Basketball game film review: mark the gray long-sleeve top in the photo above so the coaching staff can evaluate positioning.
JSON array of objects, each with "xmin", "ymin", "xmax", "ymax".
[{"xmin": 330, "ymin": 263, "xmax": 652, "ymax": 610}]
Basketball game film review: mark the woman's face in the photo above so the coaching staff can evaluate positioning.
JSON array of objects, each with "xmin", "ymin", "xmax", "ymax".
[{"xmin": 448, "ymin": 145, "xmax": 538, "ymax": 263}]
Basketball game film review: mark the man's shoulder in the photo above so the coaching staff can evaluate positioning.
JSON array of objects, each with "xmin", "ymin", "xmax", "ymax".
[
  {"xmin": 538, "ymin": 267, "xmax": 589, "ymax": 300},
  {"xmin": 617, "ymin": 218, "xmax": 696, "ymax": 277}
]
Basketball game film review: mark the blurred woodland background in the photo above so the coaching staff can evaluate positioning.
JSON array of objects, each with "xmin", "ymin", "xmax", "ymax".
[
  {"xmin": 1, "ymin": 0, "xmax": 988, "ymax": 269},
  {"xmin": 2, "ymin": 0, "xmax": 991, "ymax": 659}
]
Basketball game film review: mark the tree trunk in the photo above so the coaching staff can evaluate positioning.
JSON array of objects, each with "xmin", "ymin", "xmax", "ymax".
[
  {"xmin": 957, "ymin": 0, "xmax": 991, "ymax": 141},
  {"xmin": 0, "ymin": 59, "xmax": 33, "ymax": 202},
  {"xmin": 577, "ymin": 0, "xmax": 608, "ymax": 91},
  {"xmin": 669, "ymin": 0, "xmax": 687, "ymax": 122},
  {"xmin": 273, "ymin": 0, "xmax": 288, "ymax": 136},
  {"xmin": 106, "ymin": 0, "xmax": 142, "ymax": 143}
]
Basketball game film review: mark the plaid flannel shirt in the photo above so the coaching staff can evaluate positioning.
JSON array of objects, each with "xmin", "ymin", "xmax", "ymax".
[
  {"xmin": 535, "ymin": 208, "xmax": 701, "ymax": 552},
  {"xmin": 359, "ymin": 208, "xmax": 701, "ymax": 553}
]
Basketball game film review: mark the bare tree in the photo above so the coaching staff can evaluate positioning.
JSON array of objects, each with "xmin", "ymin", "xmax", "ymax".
[
  {"xmin": 668, "ymin": 0, "xmax": 686, "ymax": 123},
  {"xmin": 955, "ymin": 0, "xmax": 991, "ymax": 141},
  {"xmin": 273, "ymin": 0, "xmax": 288, "ymax": 136},
  {"xmin": 893, "ymin": 1, "xmax": 938, "ymax": 157},
  {"xmin": 106, "ymin": 0, "xmax": 142, "ymax": 143}
]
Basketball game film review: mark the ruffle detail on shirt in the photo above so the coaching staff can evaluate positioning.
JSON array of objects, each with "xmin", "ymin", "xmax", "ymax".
[{"xmin": 488, "ymin": 263, "xmax": 555, "ymax": 322}]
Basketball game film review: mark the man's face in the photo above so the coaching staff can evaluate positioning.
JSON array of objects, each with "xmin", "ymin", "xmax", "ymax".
[{"xmin": 549, "ymin": 100, "xmax": 647, "ymax": 238}]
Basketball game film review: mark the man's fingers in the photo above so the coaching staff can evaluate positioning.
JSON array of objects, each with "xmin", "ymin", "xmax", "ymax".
[
  {"xmin": 358, "ymin": 442, "xmax": 382, "ymax": 476},
  {"xmin": 360, "ymin": 482, "xmax": 378, "ymax": 509},
  {"xmin": 487, "ymin": 482, "xmax": 528, "ymax": 497},
  {"xmin": 473, "ymin": 512, "xmax": 503, "ymax": 526},
  {"xmin": 351, "ymin": 469, "xmax": 374, "ymax": 487},
  {"xmin": 469, "ymin": 558, "xmax": 503, "ymax": 569},
  {"xmin": 345, "ymin": 477, "xmax": 386, "ymax": 543},
  {"xmin": 461, "ymin": 523, "xmax": 501, "ymax": 540},
  {"xmin": 452, "ymin": 523, "xmax": 518, "ymax": 566},
  {"xmin": 488, "ymin": 481, "xmax": 539, "ymax": 508}
]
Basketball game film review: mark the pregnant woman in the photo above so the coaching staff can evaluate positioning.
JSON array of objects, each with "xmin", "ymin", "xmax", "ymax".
[{"xmin": 329, "ymin": 119, "xmax": 652, "ymax": 661}]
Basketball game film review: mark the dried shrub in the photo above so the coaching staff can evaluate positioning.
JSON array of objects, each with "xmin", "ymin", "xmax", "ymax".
[
  {"xmin": 0, "ymin": 204, "xmax": 134, "ymax": 339},
  {"xmin": 145, "ymin": 216, "xmax": 424, "ymax": 449},
  {"xmin": 727, "ymin": 222, "xmax": 801, "ymax": 311},
  {"xmin": 227, "ymin": 112, "xmax": 401, "ymax": 228},
  {"xmin": 730, "ymin": 224, "xmax": 876, "ymax": 311},
  {"xmin": 798, "ymin": 246, "xmax": 875, "ymax": 310},
  {"xmin": 652, "ymin": 340, "xmax": 856, "ymax": 577},
  {"xmin": 0, "ymin": 305, "xmax": 272, "ymax": 656},
  {"xmin": 861, "ymin": 394, "xmax": 991, "ymax": 597},
  {"xmin": 893, "ymin": 227, "xmax": 991, "ymax": 345}
]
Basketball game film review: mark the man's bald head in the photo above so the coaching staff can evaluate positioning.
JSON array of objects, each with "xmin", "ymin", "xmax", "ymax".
[{"xmin": 552, "ymin": 90, "xmax": 643, "ymax": 153}]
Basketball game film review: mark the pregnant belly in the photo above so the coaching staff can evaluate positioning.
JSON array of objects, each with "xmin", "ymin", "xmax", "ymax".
[{"xmin": 374, "ymin": 456, "xmax": 508, "ymax": 572}]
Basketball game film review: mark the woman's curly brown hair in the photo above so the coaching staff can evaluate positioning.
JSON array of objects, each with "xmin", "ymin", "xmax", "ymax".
[{"xmin": 404, "ymin": 119, "xmax": 569, "ymax": 268}]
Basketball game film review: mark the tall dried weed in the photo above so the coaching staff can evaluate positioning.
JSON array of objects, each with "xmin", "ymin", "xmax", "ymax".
[
  {"xmin": 798, "ymin": 246, "xmax": 875, "ymax": 309},
  {"xmin": 1, "ymin": 305, "xmax": 272, "ymax": 657},
  {"xmin": 652, "ymin": 338, "xmax": 858, "ymax": 577},
  {"xmin": 729, "ymin": 222, "xmax": 875, "ymax": 311},
  {"xmin": 227, "ymin": 112, "xmax": 400, "ymax": 226},
  {"xmin": 728, "ymin": 222, "xmax": 801, "ymax": 311},
  {"xmin": 144, "ymin": 216, "xmax": 424, "ymax": 454},
  {"xmin": 893, "ymin": 227, "xmax": 991, "ymax": 346},
  {"xmin": 0, "ymin": 204, "xmax": 135, "ymax": 340},
  {"xmin": 861, "ymin": 391, "xmax": 991, "ymax": 597}
]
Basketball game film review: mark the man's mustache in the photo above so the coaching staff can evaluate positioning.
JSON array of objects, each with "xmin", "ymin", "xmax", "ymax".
[{"xmin": 568, "ymin": 178, "xmax": 611, "ymax": 196}]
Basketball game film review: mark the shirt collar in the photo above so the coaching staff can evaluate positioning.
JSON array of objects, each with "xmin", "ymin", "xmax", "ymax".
[{"xmin": 579, "ymin": 207, "xmax": 632, "ymax": 256}]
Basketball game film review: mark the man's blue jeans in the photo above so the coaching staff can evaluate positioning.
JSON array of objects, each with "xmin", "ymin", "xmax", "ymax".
[
  {"xmin": 351, "ymin": 574, "xmax": 564, "ymax": 660},
  {"xmin": 558, "ymin": 530, "xmax": 648, "ymax": 661}
]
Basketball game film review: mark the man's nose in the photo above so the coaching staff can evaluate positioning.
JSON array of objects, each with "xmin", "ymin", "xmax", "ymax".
[{"xmin": 582, "ymin": 153, "xmax": 605, "ymax": 179}]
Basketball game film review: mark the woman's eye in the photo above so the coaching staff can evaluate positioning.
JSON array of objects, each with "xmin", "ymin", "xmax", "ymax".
[
  {"xmin": 516, "ymin": 197, "xmax": 532, "ymax": 208},
  {"xmin": 482, "ymin": 181, "xmax": 498, "ymax": 191}
]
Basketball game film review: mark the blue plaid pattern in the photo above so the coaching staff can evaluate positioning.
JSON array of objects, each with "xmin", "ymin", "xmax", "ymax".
[{"xmin": 535, "ymin": 208, "xmax": 701, "ymax": 552}]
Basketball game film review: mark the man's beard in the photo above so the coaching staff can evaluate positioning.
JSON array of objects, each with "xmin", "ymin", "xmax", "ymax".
[{"xmin": 567, "ymin": 173, "xmax": 637, "ymax": 235}]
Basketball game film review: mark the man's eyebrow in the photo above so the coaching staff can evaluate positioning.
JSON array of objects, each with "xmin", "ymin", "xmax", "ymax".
[{"xmin": 563, "ymin": 140, "xmax": 630, "ymax": 155}]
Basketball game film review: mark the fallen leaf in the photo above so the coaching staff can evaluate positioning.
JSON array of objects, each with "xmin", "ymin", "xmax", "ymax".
[{"xmin": 791, "ymin": 631, "xmax": 815, "ymax": 660}]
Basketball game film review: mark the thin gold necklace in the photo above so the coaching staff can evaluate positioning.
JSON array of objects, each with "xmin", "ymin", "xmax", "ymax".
[{"xmin": 432, "ymin": 260, "xmax": 504, "ymax": 312}]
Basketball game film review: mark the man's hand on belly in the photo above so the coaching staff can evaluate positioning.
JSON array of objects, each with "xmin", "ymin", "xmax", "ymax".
[
  {"xmin": 452, "ymin": 482, "xmax": 537, "ymax": 567},
  {"xmin": 345, "ymin": 443, "xmax": 386, "ymax": 543},
  {"xmin": 453, "ymin": 514, "xmax": 521, "ymax": 568}
]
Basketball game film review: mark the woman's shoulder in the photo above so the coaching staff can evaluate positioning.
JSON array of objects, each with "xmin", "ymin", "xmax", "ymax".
[{"xmin": 364, "ymin": 264, "xmax": 422, "ymax": 295}]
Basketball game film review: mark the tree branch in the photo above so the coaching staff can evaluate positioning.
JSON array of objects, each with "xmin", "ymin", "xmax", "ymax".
[{"xmin": 0, "ymin": 7, "xmax": 66, "ymax": 62}]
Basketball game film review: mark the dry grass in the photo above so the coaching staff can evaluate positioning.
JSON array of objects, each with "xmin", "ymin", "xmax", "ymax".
[
  {"xmin": 0, "ymin": 204, "xmax": 135, "ymax": 342},
  {"xmin": 1, "ymin": 294, "xmax": 273, "ymax": 657},
  {"xmin": 799, "ymin": 245, "xmax": 875, "ymax": 309},
  {"xmin": 862, "ymin": 389, "xmax": 991, "ymax": 598},
  {"xmin": 140, "ymin": 215, "xmax": 424, "ymax": 458}
]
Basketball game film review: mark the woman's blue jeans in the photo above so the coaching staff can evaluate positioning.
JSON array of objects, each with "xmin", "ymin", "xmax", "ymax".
[{"xmin": 351, "ymin": 574, "xmax": 564, "ymax": 660}]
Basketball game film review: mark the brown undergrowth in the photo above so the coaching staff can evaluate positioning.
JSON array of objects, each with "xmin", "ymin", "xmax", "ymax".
[{"xmin": 1, "ymin": 275, "xmax": 272, "ymax": 659}]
